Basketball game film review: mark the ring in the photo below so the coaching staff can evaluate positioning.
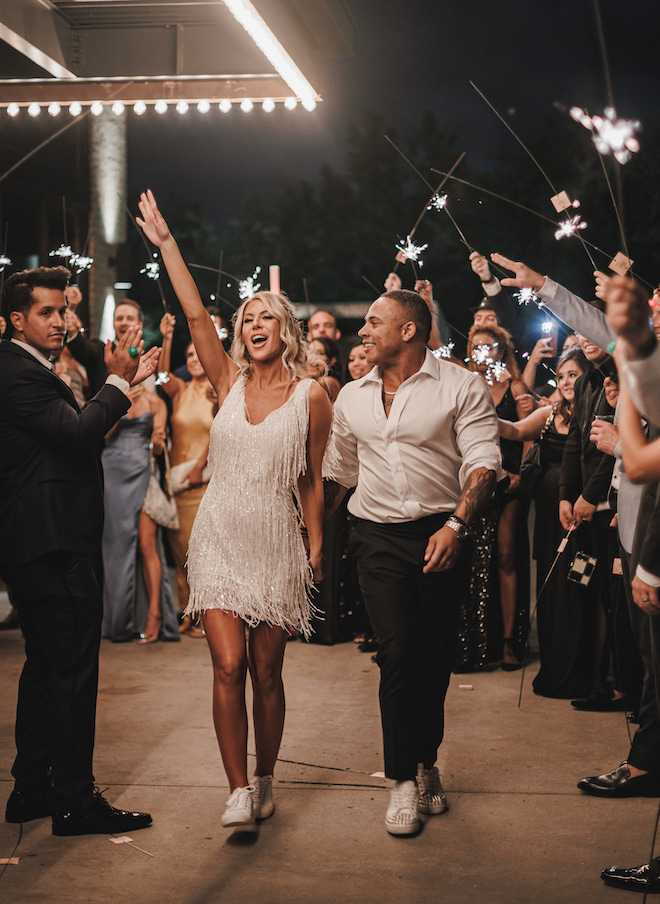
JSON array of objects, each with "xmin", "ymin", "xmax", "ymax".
[{"xmin": 128, "ymin": 346, "xmax": 139, "ymax": 357}]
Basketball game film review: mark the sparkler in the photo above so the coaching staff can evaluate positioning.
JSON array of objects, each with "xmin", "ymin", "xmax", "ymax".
[
  {"xmin": 49, "ymin": 243, "xmax": 73, "ymax": 260},
  {"xmin": 0, "ymin": 253, "xmax": 12, "ymax": 271},
  {"xmin": 69, "ymin": 253, "xmax": 94, "ymax": 274},
  {"xmin": 238, "ymin": 266, "xmax": 262, "ymax": 300},
  {"xmin": 554, "ymin": 214, "xmax": 588, "ymax": 241},
  {"xmin": 570, "ymin": 106, "xmax": 641, "ymax": 165},
  {"xmin": 427, "ymin": 192, "xmax": 448, "ymax": 211},
  {"xmin": 514, "ymin": 287, "xmax": 539, "ymax": 306},
  {"xmin": 431, "ymin": 341, "xmax": 455, "ymax": 360},
  {"xmin": 140, "ymin": 257, "xmax": 161, "ymax": 280},
  {"xmin": 395, "ymin": 235, "xmax": 428, "ymax": 265}
]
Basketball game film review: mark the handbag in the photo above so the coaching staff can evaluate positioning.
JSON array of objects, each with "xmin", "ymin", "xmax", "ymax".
[
  {"xmin": 143, "ymin": 443, "xmax": 180, "ymax": 530},
  {"xmin": 518, "ymin": 404, "xmax": 557, "ymax": 497}
]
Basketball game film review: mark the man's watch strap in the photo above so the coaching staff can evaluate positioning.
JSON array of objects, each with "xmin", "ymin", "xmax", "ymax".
[{"xmin": 445, "ymin": 515, "xmax": 470, "ymax": 540}]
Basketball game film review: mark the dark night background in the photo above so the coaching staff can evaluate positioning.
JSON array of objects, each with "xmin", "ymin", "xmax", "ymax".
[{"xmin": 0, "ymin": 0, "xmax": 658, "ymax": 353}]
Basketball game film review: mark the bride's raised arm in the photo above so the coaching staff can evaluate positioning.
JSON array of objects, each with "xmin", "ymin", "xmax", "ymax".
[{"xmin": 136, "ymin": 189, "xmax": 237, "ymax": 399}]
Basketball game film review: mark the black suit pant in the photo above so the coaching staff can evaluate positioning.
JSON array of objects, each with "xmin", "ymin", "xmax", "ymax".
[
  {"xmin": 2, "ymin": 552, "xmax": 101, "ymax": 815},
  {"xmin": 349, "ymin": 515, "xmax": 466, "ymax": 781}
]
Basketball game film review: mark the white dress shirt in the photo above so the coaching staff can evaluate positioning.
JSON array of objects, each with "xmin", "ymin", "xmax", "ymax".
[
  {"xmin": 11, "ymin": 338, "xmax": 130, "ymax": 396},
  {"xmin": 329, "ymin": 349, "xmax": 502, "ymax": 524}
]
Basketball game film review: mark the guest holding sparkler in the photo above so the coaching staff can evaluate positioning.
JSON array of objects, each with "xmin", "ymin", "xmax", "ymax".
[
  {"xmin": 499, "ymin": 347, "xmax": 592, "ymax": 696},
  {"xmin": 456, "ymin": 323, "xmax": 531, "ymax": 671}
]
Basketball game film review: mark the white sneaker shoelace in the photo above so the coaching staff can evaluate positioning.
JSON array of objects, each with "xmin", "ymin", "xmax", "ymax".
[
  {"xmin": 221, "ymin": 785, "xmax": 255, "ymax": 827},
  {"xmin": 252, "ymin": 775, "xmax": 274, "ymax": 820}
]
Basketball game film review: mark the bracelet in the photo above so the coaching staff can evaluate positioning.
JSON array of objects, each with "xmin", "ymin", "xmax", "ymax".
[{"xmin": 480, "ymin": 276, "xmax": 496, "ymax": 285}]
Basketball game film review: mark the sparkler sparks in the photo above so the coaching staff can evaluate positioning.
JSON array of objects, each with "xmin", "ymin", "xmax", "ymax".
[
  {"xmin": 427, "ymin": 192, "xmax": 448, "ymax": 211},
  {"xmin": 140, "ymin": 257, "xmax": 161, "ymax": 280},
  {"xmin": 0, "ymin": 253, "xmax": 11, "ymax": 271},
  {"xmin": 431, "ymin": 341, "xmax": 455, "ymax": 360},
  {"xmin": 395, "ymin": 235, "xmax": 428, "ymax": 265},
  {"xmin": 238, "ymin": 266, "xmax": 262, "ymax": 300},
  {"xmin": 69, "ymin": 253, "xmax": 94, "ymax": 274},
  {"xmin": 49, "ymin": 244, "xmax": 73, "ymax": 260},
  {"xmin": 514, "ymin": 287, "xmax": 539, "ymax": 306},
  {"xmin": 471, "ymin": 343, "xmax": 506, "ymax": 385},
  {"xmin": 554, "ymin": 215, "xmax": 587, "ymax": 241},
  {"xmin": 570, "ymin": 106, "xmax": 641, "ymax": 165},
  {"xmin": 154, "ymin": 371, "xmax": 171, "ymax": 386}
]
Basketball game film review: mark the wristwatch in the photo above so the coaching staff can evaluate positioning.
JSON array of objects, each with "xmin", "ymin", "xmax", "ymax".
[{"xmin": 445, "ymin": 515, "xmax": 470, "ymax": 540}]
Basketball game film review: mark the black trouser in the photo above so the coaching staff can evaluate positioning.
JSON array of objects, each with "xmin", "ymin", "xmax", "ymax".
[
  {"xmin": 2, "ymin": 552, "xmax": 102, "ymax": 816},
  {"xmin": 349, "ymin": 515, "xmax": 467, "ymax": 781}
]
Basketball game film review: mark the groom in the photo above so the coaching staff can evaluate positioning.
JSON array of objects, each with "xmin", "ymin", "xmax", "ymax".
[{"xmin": 0, "ymin": 266, "xmax": 159, "ymax": 835}]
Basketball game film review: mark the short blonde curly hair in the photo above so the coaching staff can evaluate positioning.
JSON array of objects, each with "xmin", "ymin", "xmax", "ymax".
[{"xmin": 231, "ymin": 291, "xmax": 308, "ymax": 383}]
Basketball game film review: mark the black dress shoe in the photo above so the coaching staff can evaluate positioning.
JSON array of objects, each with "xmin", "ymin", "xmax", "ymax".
[
  {"xmin": 602, "ymin": 858, "xmax": 660, "ymax": 892},
  {"xmin": 571, "ymin": 690, "xmax": 628, "ymax": 711},
  {"xmin": 5, "ymin": 788, "xmax": 52, "ymax": 823},
  {"xmin": 577, "ymin": 761, "xmax": 660, "ymax": 797},
  {"xmin": 52, "ymin": 790, "xmax": 152, "ymax": 836}
]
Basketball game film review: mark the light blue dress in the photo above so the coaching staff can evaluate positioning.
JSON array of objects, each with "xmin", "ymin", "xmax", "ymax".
[{"xmin": 101, "ymin": 412, "xmax": 179, "ymax": 642}]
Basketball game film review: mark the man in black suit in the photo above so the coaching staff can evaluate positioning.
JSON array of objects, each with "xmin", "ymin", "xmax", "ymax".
[{"xmin": 0, "ymin": 266, "xmax": 160, "ymax": 836}]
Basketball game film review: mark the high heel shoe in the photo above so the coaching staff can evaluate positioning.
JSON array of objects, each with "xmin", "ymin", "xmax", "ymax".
[
  {"xmin": 138, "ymin": 616, "xmax": 162, "ymax": 645},
  {"xmin": 501, "ymin": 637, "xmax": 522, "ymax": 672}
]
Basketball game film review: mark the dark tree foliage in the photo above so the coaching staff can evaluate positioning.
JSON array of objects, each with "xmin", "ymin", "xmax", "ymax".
[{"xmin": 125, "ymin": 109, "xmax": 660, "ymax": 357}]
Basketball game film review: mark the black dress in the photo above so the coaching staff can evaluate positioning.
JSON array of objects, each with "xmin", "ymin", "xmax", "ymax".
[
  {"xmin": 455, "ymin": 385, "xmax": 529, "ymax": 671},
  {"xmin": 531, "ymin": 419, "xmax": 601, "ymax": 698}
]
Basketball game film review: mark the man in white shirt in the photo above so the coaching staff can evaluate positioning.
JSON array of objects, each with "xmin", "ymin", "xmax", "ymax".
[{"xmin": 327, "ymin": 288, "xmax": 500, "ymax": 835}]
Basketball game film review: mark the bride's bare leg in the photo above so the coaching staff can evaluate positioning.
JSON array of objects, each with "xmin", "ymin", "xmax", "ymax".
[
  {"xmin": 202, "ymin": 610, "xmax": 249, "ymax": 790},
  {"xmin": 248, "ymin": 623, "xmax": 288, "ymax": 777}
]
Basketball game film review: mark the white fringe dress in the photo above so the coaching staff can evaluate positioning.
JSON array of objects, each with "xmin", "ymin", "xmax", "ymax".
[{"xmin": 184, "ymin": 375, "xmax": 315, "ymax": 638}]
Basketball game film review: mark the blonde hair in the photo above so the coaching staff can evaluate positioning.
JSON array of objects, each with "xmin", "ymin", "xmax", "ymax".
[{"xmin": 231, "ymin": 291, "xmax": 308, "ymax": 382}]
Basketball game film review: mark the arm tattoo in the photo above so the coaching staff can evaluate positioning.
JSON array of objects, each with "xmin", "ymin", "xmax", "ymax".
[{"xmin": 458, "ymin": 468, "xmax": 496, "ymax": 524}]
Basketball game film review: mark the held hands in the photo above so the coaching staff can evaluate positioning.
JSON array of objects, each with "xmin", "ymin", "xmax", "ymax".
[
  {"xmin": 490, "ymin": 253, "xmax": 545, "ymax": 292},
  {"xmin": 423, "ymin": 526, "xmax": 461, "ymax": 573},
  {"xmin": 136, "ymin": 189, "xmax": 174, "ymax": 249},
  {"xmin": 469, "ymin": 251, "xmax": 491, "ymax": 282}
]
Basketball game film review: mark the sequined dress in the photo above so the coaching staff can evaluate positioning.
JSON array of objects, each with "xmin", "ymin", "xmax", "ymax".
[{"xmin": 184, "ymin": 375, "xmax": 314, "ymax": 637}]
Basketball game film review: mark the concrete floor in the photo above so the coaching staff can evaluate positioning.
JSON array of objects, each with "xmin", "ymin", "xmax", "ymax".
[{"xmin": 0, "ymin": 589, "xmax": 657, "ymax": 904}]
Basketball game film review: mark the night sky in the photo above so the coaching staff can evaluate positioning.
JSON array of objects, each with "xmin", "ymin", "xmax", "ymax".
[{"xmin": 125, "ymin": 0, "xmax": 660, "ymax": 226}]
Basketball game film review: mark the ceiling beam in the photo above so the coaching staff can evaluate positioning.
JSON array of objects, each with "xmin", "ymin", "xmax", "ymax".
[{"xmin": 0, "ymin": 0, "xmax": 74, "ymax": 78}]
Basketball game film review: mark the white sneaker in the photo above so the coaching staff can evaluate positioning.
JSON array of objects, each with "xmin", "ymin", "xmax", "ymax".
[
  {"xmin": 221, "ymin": 785, "xmax": 255, "ymax": 827},
  {"xmin": 416, "ymin": 763, "xmax": 448, "ymax": 815},
  {"xmin": 252, "ymin": 775, "xmax": 275, "ymax": 820},
  {"xmin": 385, "ymin": 780, "xmax": 420, "ymax": 835}
]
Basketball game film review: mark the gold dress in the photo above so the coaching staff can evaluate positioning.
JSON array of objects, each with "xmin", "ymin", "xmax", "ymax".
[{"xmin": 168, "ymin": 380, "xmax": 215, "ymax": 612}]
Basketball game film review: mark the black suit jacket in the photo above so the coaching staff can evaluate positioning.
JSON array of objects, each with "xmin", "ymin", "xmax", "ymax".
[
  {"xmin": 0, "ymin": 341, "xmax": 130, "ymax": 565},
  {"xmin": 632, "ymin": 425, "xmax": 660, "ymax": 580}
]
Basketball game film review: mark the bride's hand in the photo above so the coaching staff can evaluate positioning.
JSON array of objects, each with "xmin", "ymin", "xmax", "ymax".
[
  {"xmin": 309, "ymin": 550, "xmax": 325, "ymax": 583},
  {"xmin": 136, "ymin": 189, "xmax": 173, "ymax": 249}
]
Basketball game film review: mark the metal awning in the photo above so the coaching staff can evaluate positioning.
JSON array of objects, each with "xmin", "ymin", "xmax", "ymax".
[{"xmin": 0, "ymin": 0, "xmax": 354, "ymax": 108}]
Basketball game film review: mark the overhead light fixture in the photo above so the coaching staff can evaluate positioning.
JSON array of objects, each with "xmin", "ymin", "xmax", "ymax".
[
  {"xmin": 219, "ymin": 99, "xmax": 232, "ymax": 112},
  {"xmin": 91, "ymin": 101, "xmax": 104, "ymax": 116},
  {"xmin": 69, "ymin": 101, "xmax": 82, "ymax": 116},
  {"xmin": 7, "ymin": 103, "xmax": 19, "ymax": 117},
  {"xmin": 112, "ymin": 101, "xmax": 125, "ymax": 115},
  {"xmin": 133, "ymin": 101, "xmax": 147, "ymax": 115},
  {"xmin": 262, "ymin": 98, "xmax": 275, "ymax": 112},
  {"xmin": 48, "ymin": 102, "xmax": 61, "ymax": 116},
  {"xmin": 197, "ymin": 99, "xmax": 211, "ymax": 113},
  {"xmin": 154, "ymin": 100, "xmax": 168, "ymax": 114},
  {"xmin": 284, "ymin": 97, "xmax": 297, "ymax": 110},
  {"xmin": 240, "ymin": 99, "xmax": 253, "ymax": 112},
  {"xmin": 222, "ymin": 0, "xmax": 319, "ymax": 110},
  {"xmin": 27, "ymin": 103, "xmax": 40, "ymax": 117},
  {"xmin": 176, "ymin": 100, "xmax": 189, "ymax": 114}
]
